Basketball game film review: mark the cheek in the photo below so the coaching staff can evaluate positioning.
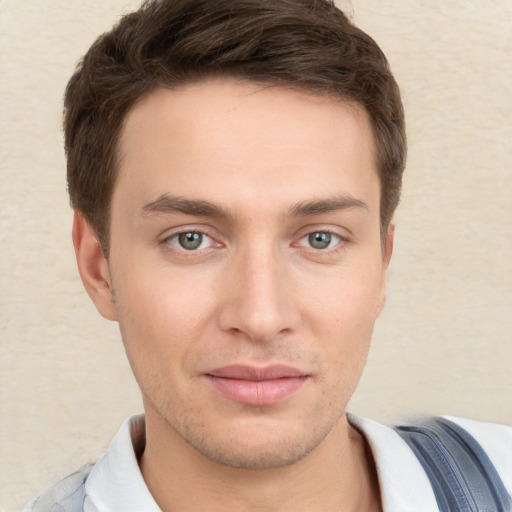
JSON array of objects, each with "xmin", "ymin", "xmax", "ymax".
[
  {"xmin": 301, "ymin": 263, "xmax": 383, "ymax": 369},
  {"xmin": 112, "ymin": 268, "xmax": 216, "ymax": 365},
  {"xmin": 305, "ymin": 264, "xmax": 383, "ymax": 328}
]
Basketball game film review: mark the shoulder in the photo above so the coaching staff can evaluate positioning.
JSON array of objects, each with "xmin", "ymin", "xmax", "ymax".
[
  {"xmin": 441, "ymin": 415, "xmax": 512, "ymax": 496},
  {"xmin": 395, "ymin": 415, "xmax": 512, "ymax": 510},
  {"xmin": 20, "ymin": 414, "xmax": 150, "ymax": 512},
  {"xmin": 348, "ymin": 413, "xmax": 512, "ymax": 512},
  {"xmin": 21, "ymin": 463, "xmax": 93, "ymax": 512}
]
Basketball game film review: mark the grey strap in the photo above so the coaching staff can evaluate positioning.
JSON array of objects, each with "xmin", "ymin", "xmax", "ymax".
[{"xmin": 396, "ymin": 418, "xmax": 512, "ymax": 512}]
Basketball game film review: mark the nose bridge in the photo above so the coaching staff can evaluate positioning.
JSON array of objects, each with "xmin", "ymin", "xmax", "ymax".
[{"xmin": 219, "ymin": 239, "xmax": 298, "ymax": 341}]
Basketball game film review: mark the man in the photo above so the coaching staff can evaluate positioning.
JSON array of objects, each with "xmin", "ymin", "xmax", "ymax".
[{"xmin": 24, "ymin": 0, "xmax": 511, "ymax": 511}]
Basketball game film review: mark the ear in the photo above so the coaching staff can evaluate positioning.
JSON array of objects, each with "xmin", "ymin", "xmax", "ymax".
[
  {"xmin": 376, "ymin": 223, "xmax": 394, "ymax": 316},
  {"xmin": 72, "ymin": 211, "xmax": 118, "ymax": 321},
  {"xmin": 382, "ymin": 223, "xmax": 394, "ymax": 270}
]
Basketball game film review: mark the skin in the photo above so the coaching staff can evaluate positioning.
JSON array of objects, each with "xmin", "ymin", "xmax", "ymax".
[{"xmin": 73, "ymin": 79, "xmax": 393, "ymax": 512}]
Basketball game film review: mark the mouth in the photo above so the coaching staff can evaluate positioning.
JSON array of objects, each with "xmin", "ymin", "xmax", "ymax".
[{"xmin": 204, "ymin": 364, "xmax": 308, "ymax": 406}]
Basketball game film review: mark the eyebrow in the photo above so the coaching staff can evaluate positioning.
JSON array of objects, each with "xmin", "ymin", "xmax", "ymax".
[
  {"xmin": 141, "ymin": 193, "xmax": 368, "ymax": 220},
  {"xmin": 141, "ymin": 195, "xmax": 233, "ymax": 219},
  {"xmin": 289, "ymin": 195, "xmax": 368, "ymax": 217}
]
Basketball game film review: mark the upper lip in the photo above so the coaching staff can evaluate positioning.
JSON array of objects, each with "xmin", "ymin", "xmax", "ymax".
[{"xmin": 206, "ymin": 364, "xmax": 306, "ymax": 381}]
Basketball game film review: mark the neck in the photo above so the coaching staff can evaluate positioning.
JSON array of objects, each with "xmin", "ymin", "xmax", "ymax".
[{"xmin": 139, "ymin": 408, "xmax": 381, "ymax": 512}]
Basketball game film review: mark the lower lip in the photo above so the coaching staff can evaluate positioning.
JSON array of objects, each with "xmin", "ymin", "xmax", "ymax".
[{"xmin": 205, "ymin": 375, "xmax": 307, "ymax": 406}]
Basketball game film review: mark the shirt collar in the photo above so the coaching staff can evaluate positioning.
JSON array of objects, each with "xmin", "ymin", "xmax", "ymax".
[
  {"xmin": 84, "ymin": 414, "xmax": 161, "ymax": 512},
  {"xmin": 348, "ymin": 414, "xmax": 439, "ymax": 512}
]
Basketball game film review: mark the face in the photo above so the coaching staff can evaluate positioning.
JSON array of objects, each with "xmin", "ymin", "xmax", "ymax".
[{"xmin": 87, "ymin": 79, "xmax": 392, "ymax": 469}]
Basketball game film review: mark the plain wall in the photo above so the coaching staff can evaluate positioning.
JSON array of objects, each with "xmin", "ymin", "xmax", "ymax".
[{"xmin": 0, "ymin": 0, "xmax": 510, "ymax": 509}]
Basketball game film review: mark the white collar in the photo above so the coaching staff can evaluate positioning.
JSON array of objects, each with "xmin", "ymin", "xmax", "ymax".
[
  {"xmin": 85, "ymin": 414, "xmax": 160, "ymax": 511},
  {"xmin": 84, "ymin": 413, "xmax": 439, "ymax": 512},
  {"xmin": 347, "ymin": 414, "xmax": 439, "ymax": 512}
]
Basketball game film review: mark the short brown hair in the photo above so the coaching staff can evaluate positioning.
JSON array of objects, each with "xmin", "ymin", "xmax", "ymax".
[{"xmin": 65, "ymin": 0, "xmax": 406, "ymax": 255}]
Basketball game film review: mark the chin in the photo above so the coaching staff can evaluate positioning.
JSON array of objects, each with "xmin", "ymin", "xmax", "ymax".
[
  {"xmin": 177, "ymin": 415, "xmax": 341, "ymax": 470},
  {"xmin": 191, "ymin": 436, "xmax": 316, "ymax": 470}
]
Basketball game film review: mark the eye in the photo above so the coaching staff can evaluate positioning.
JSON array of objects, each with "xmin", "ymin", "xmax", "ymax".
[
  {"xmin": 300, "ymin": 231, "xmax": 341, "ymax": 250},
  {"xmin": 167, "ymin": 231, "xmax": 214, "ymax": 251}
]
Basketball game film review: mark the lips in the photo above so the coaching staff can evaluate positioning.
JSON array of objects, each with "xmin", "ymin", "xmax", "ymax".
[{"xmin": 204, "ymin": 364, "xmax": 308, "ymax": 406}]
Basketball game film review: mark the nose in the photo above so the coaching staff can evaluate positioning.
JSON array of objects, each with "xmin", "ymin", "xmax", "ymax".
[{"xmin": 217, "ymin": 244, "xmax": 300, "ymax": 342}]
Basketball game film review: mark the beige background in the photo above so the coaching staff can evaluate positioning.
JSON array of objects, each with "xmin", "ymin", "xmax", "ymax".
[{"xmin": 0, "ymin": 0, "xmax": 510, "ymax": 510}]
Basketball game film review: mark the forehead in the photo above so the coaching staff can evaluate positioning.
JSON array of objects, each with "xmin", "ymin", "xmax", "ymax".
[{"xmin": 115, "ymin": 79, "xmax": 379, "ymax": 214}]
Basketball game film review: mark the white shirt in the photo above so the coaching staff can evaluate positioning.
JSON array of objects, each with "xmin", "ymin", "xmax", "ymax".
[{"xmin": 25, "ymin": 413, "xmax": 512, "ymax": 512}]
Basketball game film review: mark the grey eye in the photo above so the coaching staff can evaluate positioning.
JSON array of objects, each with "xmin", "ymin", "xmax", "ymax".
[
  {"xmin": 177, "ymin": 232, "xmax": 204, "ymax": 250},
  {"xmin": 298, "ymin": 231, "xmax": 340, "ymax": 250},
  {"xmin": 308, "ymin": 232, "xmax": 333, "ymax": 249},
  {"xmin": 166, "ymin": 231, "xmax": 216, "ymax": 252}
]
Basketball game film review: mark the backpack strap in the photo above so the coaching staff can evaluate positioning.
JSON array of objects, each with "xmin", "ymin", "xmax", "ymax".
[
  {"xmin": 29, "ymin": 463, "xmax": 93, "ymax": 512},
  {"xmin": 396, "ymin": 417, "xmax": 512, "ymax": 512}
]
